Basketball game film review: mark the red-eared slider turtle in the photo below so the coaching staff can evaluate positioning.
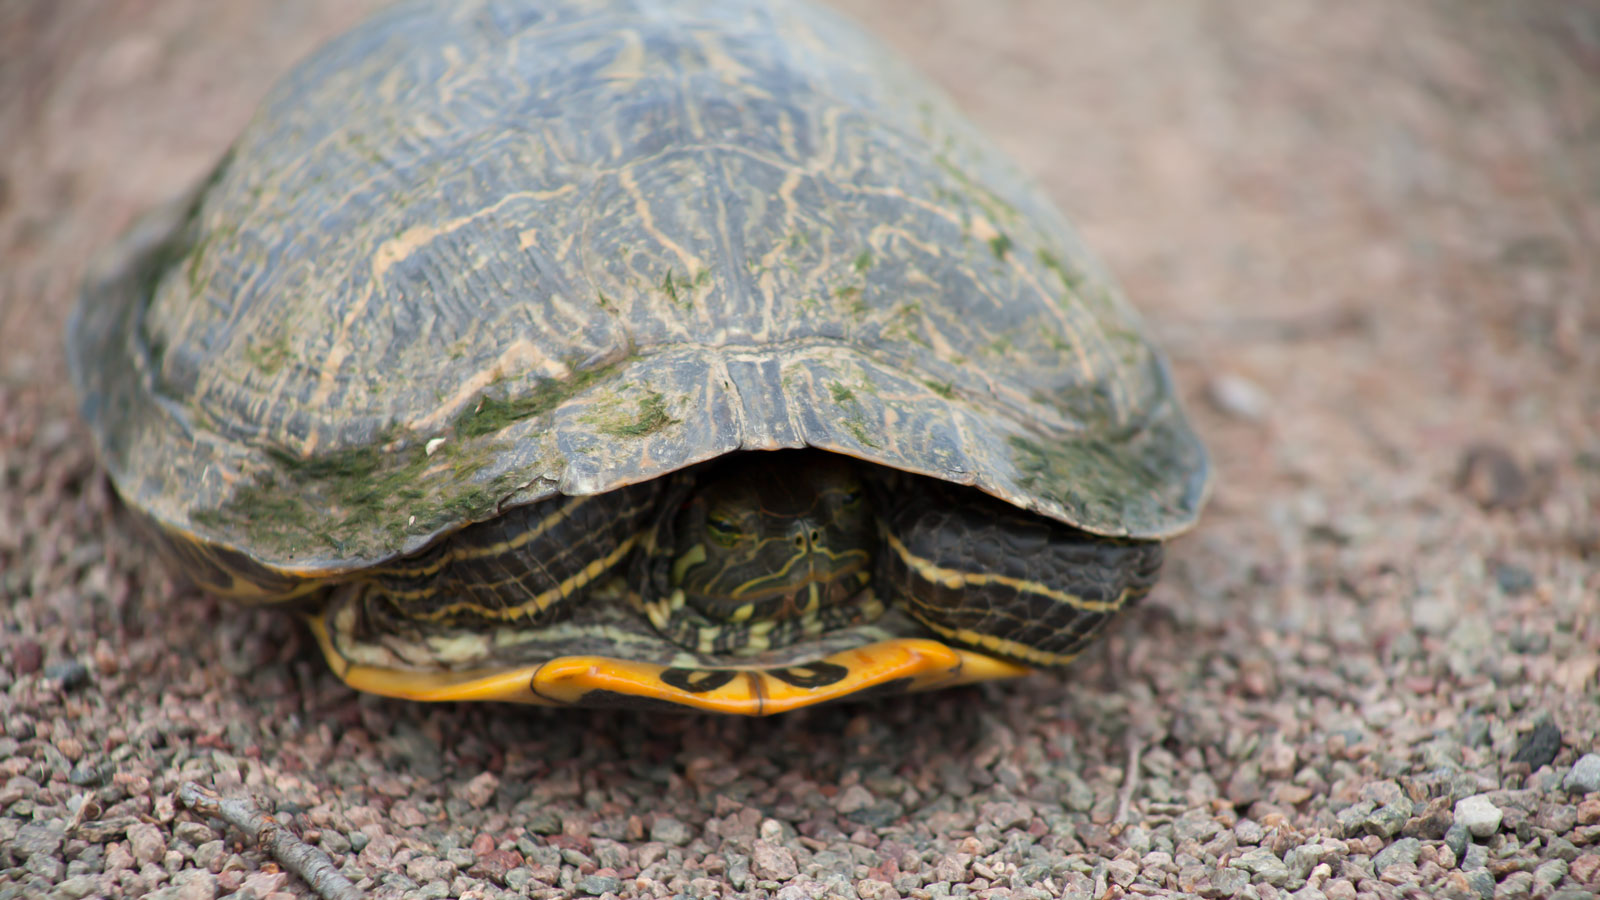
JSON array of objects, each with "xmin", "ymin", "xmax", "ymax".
[{"xmin": 69, "ymin": 0, "xmax": 1208, "ymax": 714}]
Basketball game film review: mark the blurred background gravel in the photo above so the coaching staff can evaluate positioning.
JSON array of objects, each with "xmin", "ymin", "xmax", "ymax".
[{"xmin": 2, "ymin": 1, "xmax": 1598, "ymax": 898}]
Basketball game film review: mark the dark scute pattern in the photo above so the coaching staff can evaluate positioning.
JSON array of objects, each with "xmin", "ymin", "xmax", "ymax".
[
  {"xmin": 765, "ymin": 661, "xmax": 850, "ymax": 689},
  {"xmin": 659, "ymin": 668, "xmax": 740, "ymax": 694}
]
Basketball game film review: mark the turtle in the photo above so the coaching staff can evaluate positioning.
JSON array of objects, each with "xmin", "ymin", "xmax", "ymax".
[{"xmin": 68, "ymin": 0, "xmax": 1209, "ymax": 715}]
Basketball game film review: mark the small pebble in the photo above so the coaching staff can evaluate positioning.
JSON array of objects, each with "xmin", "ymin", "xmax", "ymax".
[
  {"xmin": 752, "ymin": 840, "xmax": 799, "ymax": 880},
  {"xmin": 650, "ymin": 815, "xmax": 693, "ymax": 846},
  {"xmin": 1208, "ymin": 372, "xmax": 1270, "ymax": 421},
  {"xmin": 1564, "ymin": 754, "xmax": 1600, "ymax": 795},
  {"xmin": 1230, "ymin": 847, "xmax": 1290, "ymax": 886},
  {"xmin": 12, "ymin": 640, "xmax": 43, "ymax": 675},
  {"xmin": 43, "ymin": 659, "xmax": 90, "ymax": 690},
  {"xmin": 1363, "ymin": 802, "xmax": 1409, "ymax": 839},
  {"xmin": 174, "ymin": 821, "xmax": 217, "ymax": 846},
  {"xmin": 126, "ymin": 822, "xmax": 167, "ymax": 865},
  {"xmin": 460, "ymin": 770, "xmax": 499, "ymax": 809},
  {"xmin": 1464, "ymin": 869, "xmax": 1495, "ymax": 898},
  {"xmin": 1509, "ymin": 718, "xmax": 1562, "ymax": 769},
  {"xmin": 1492, "ymin": 561, "xmax": 1536, "ymax": 597},
  {"xmin": 1373, "ymin": 837, "xmax": 1421, "ymax": 874},
  {"xmin": 1444, "ymin": 823, "xmax": 1470, "ymax": 860},
  {"xmin": 1454, "ymin": 795, "xmax": 1503, "ymax": 839}
]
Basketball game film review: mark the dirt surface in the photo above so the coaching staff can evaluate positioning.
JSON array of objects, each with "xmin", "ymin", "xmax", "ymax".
[{"xmin": 3, "ymin": 2, "xmax": 1598, "ymax": 899}]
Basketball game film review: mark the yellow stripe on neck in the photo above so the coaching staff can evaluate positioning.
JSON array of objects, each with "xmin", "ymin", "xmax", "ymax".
[{"xmin": 884, "ymin": 531, "xmax": 1125, "ymax": 613}]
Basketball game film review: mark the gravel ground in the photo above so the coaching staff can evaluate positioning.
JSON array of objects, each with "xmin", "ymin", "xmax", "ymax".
[{"xmin": 4, "ymin": 2, "xmax": 1599, "ymax": 899}]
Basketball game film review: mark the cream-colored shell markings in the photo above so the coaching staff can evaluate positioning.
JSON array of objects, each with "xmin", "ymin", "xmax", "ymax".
[{"xmin": 68, "ymin": 0, "xmax": 1208, "ymax": 574}]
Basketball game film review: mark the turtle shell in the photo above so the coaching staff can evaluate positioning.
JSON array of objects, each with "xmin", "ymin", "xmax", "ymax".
[{"xmin": 69, "ymin": 0, "xmax": 1208, "ymax": 581}]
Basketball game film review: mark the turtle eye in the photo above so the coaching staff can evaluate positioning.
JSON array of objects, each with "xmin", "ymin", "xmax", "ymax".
[{"xmin": 706, "ymin": 514, "xmax": 743, "ymax": 546}]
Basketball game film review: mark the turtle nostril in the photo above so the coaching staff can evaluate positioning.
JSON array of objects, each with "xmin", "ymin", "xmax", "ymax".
[
  {"xmin": 794, "ymin": 535, "xmax": 805, "ymax": 549},
  {"xmin": 810, "ymin": 529, "xmax": 822, "ymax": 545}
]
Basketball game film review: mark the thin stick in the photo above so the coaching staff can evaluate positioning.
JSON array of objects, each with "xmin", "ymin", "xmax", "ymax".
[
  {"xmin": 1114, "ymin": 733, "xmax": 1143, "ymax": 825},
  {"xmin": 178, "ymin": 782, "xmax": 363, "ymax": 900}
]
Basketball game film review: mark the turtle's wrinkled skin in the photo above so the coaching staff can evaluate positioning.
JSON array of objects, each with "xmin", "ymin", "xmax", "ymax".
[{"xmin": 68, "ymin": 0, "xmax": 1209, "ymax": 714}]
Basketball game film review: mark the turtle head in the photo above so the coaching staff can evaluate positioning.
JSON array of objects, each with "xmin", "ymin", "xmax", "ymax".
[{"xmin": 667, "ymin": 453, "xmax": 874, "ymax": 637}]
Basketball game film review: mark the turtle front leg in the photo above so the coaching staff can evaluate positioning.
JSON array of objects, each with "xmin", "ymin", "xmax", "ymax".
[{"xmin": 876, "ymin": 483, "xmax": 1163, "ymax": 668}]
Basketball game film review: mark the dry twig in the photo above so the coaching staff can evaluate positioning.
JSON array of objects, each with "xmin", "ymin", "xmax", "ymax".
[{"xmin": 177, "ymin": 782, "xmax": 363, "ymax": 900}]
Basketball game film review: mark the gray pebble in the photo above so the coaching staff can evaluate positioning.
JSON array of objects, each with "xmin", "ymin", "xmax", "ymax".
[
  {"xmin": 318, "ymin": 830, "xmax": 351, "ymax": 855},
  {"xmin": 525, "ymin": 845, "xmax": 561, "ymax": 866},
  {"xmin": 24, "ymin": 853, "xmax": 63, "ymax": 882},
  {"xmin": 12, "ymin": 822, "xmax": 63, "ymax": 858},
  {"xmin": 1104, "ymin": 858, "xmax": 1137, "ymax": 887},
  {"xmin": 847, "ymin": 800, "xmax": 904, "ymax": 829},
  {"xmin": 1464, "ymin": 869, "xmax": 1494, "ymax": 899},
  {"xmin": 650, "ymin": 815, "xmax": 693, "ymax": 847},
  {"xmin": 592, "ymin": 839, "xmax": 628, "ymax": 869},
  {"xmin": 1454, "ymin": 795, "xmax": 1503, "ymax": 838},
  {"xmin": 173, "ymin": 821, "xmax": 216, "ymax": 846},
  {"xmin": 126, "ymin": 822, "xmax": 167, "ymax": 865},
  {"xmin": 1363, "ymin": 802, "xmax": 1409, "ymax": 839},
  {"xmin": 1563, "ymin": 754, "xmax": 1600, "ymax": 794},
  {"xmin": 1234, "ymin": 818, "xmax": 1264, "ymax": 845},
  {"xmin": 1211, "ymin": 866, "xmax": 1251, "ymax": 895},
  {"xmin": 193, "ymin": 840, "xmax": 226, "ymax": 872},
  {"xmin": 1462, "ymin": 843, "xmax": 1489, "ymax": 872},
  {"xmin": 1533, "ymin": 859, "xmax": 1567, "ymax": 886},
  {"xmin": 1491, "ymin": 561, "xmax": 1535, "ymax": 596},
  {"xmin": 347, "ymin": 831, "xmax": 370, "ymax": 852},
  {"xmin": 1509, "ymin": 718, "xmax": 1561, "ymax": 769},
  {"xmin": 752, "ymin": 840, "xmax": 799, "ymax": 880},
  {"xmin": 1444, "ymin": 823, "xmax": 1470, "ymax": 859},
  {"xmin": 1230, "ymin": 847, "xmax": 1290, "ymax": 886},
  {"xmin": 1372, "ymin": 837, "xmax": 1420, "ymax": 874},
  {"xmin": 53, "ymin": 875, "xmax": 97, "ymax": 900},
  {"xmin": 1059, "ymin": 769, "xmax": 1094, "ymax": 812},
  {"xmin": 1545, "ymin": 836, "xmax": 1579, "ymax": 862},
  {"xmin": 525, "ymin": 808, "xmax": 563, "ymax": 835},
  {"xmin": 1208, "ymin": 373, "xmax": 1270, "ymax": 421},
  {"xmin": 67, "ymin": 762, "xmax": 108, "ymax": 787},
  {"xmin": 834, "ymin": 784, "xmax": 875, "ymax": 814},
  {"xmin": 43, "ymin": 660, "xmax": 89, "ymax": 690},
  {"xmin": 1336, "ymin": 801, "xmax": 1375, "ymax": 836},
  {"xmin": 577, "ymin": 874, "xmax": 621, "ymax": 896},
  {"xmin": 1174, "ymin": 809, "xmax": 1222, "ymax": 843},
  {"xmin": 503, "ymin": 868, "xmax": 533, "ymax": 890}
]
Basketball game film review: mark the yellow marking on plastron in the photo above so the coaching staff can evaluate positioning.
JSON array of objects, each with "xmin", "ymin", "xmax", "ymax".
[
  {"xmin": 311, "ymin": 600, "xmax": 1030, "ymax": 713},
  {"xmin": 528, "ymin": 638, "xmax": 1029, "ymax": 715},
  {"xmin": 403, "ymin": 533, "xmax": 640, "ymax": 621},
  {"xmin": 884, "ymin": 531, "xmax": 1124, "ymax": 613}
]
